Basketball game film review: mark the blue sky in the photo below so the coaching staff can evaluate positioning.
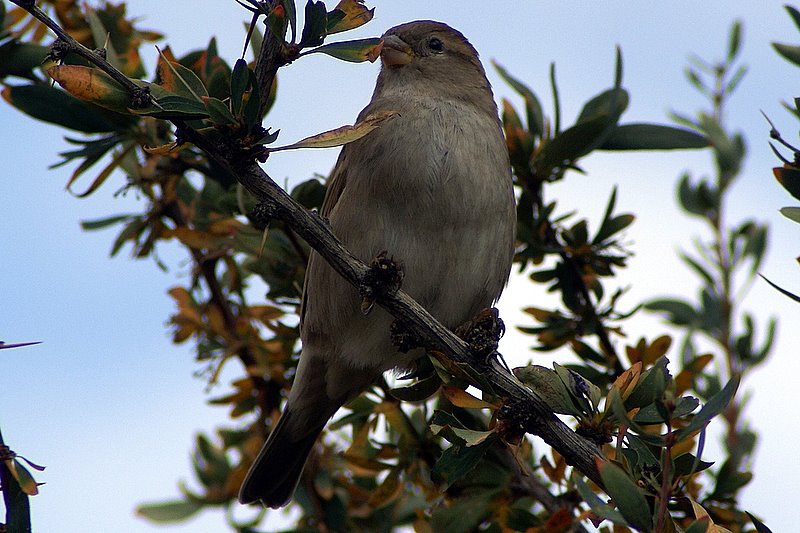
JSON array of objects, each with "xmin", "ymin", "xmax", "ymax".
[{"xmin": 2, "ymin": 1, "xmax": 799, "ymax": 531}]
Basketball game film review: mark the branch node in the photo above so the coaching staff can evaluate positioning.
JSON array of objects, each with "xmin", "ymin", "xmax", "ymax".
[
  {"xmin": 249, "ymin": 201, "xmax": 277, "ymax": 230},
  {"xmin": 390, "ymin": 319, "xmax": 425, "ymax": 353},
  {"xmin": 360, "ymin": 251, "xmax": 404, "ymax": 315},
  {"xmin": 455, "ymin": 307, "xmax": 506, "ymax": 359},
  {"xmin": 47, "ymin": 38, "xmax": 71, "ymax": 62},
  {"xmin": 130, "ymin": 85, "xmax": 152, "ymax": 109}
]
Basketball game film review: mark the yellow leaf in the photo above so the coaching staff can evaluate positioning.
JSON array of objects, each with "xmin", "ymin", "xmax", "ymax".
[
  {"xmin": 327, "ymin": 0, "xmax": 375, "ymax": 34},
  {"xmin": 48, "ymin": 65, "xmax": 131, "ymax": 113},
  {"xmin": 643, "ymin": 335, "xmax": 672, "ymax": 366},
  {"xmin": 143, "ymin": 142, "xmax": 183, "ymax": 155},
  {"xmin": 611, "ymin": 362, "xmax": 642, "ymax": 401},
  {"xmin": 67, "ymin": 142, "xmax": 135, "ymax": 198},
  {"xmin": 442, "ymin": 386, "xmax": 498, "ymax": 409},
  {"xmin": 269, "ymin": 110, "xmax": 399, "ymax": 152}
]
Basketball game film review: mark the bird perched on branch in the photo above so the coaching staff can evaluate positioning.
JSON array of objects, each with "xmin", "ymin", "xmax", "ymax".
[{"xmin": 239, "ymin": 20, "xmax": 516, "ymax": 508}]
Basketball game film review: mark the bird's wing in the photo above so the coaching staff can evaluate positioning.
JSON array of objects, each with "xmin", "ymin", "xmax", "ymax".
[{"xmin": 298, "ymin": 146, "xmax": 350, "ymax": 328}]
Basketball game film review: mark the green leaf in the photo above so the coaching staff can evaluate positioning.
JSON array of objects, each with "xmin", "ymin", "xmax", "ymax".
[
  {"xmin": 574, "ymin": 475, "xmax": 627, "ymax": 525},
  {"xmin": 593, "ymin": 187, "xmax": 635, "ymax": 244},
  {"xmin": 536, "ymin": 113, "xmax": 615, "ymax": 171},
  {"xmin": 600, "ymin": 123, "xmax": 709, "ymax": 150},
  {"xmin": 432, "ymin": 438, "xmax": 495, "ymax": 488},
  {"xmin": 430, "ymin": 494, "xmax": 492, "ymax": 533},
  {"xmin": 625, "ymin": 357, "xmax": 668, "ymax": 410},
  {"xmin": 2, "ymin": 84, "xmax": 124, "ymax": 133},
  {"xmin": 513, "ymin": 364, "xmax": 581, "ymax": 416},
  {"xmin": 786, "ymin": 5, "xmax": 800, "ymax": 32},
  {"xmin": 780, "ymin": 206, "xmax": 800, "ymax": 223},
  {"xmin": 305, "ymin": 37, "xmax": 383, "ymax": 63},
  {"xmin": 136, "ymin": 499, "xmax": 203, "ymax": 523},
  {"xmin": 760, "ymin": 274, "xmax": 800, "ymax": 303},
  {"xmin": 773, "ymin": 166, "xmax": 800, "ymax": 201},
  {"xmin": 133, "ymin": 93, "xmax": 209, "ymax": 120},
  {"xmin": 773, "ymin": 42, "xmax": 800, "ymax": 67},
  {"xmin": 202, "ymin": 96, "xmax": 236, "ymax": 125},
  {"xmin": 81, "ymin": 214, "xmax": 135, "ymax": 231},
  {"xmin": 230, "ymin": 58, "xmax": 249, "ymax": 115},
  {"xmin": 599, "ymin": 461, "xmax": 653, "ymax": 532},
  {"xmin": 493, "ymin": 61, "xmax": 545, "ymax": 138},
  {"xmin": 673, "ymin": 453, "xmax": 714, "ymax": 476},
  {"xmin": 299, "ymin": 0, "xmax": 328, "ymax": 48},
  {"xmin": 242, "ymin": 70, "xmax": 262, "ymax": 128},
  {"xmin": 676, "ymin": 375, "xmax": 740, "ymax": 440},
  {"xmin": 157, "ymin": 55, "xmax": 209, "ymax": 101},
  {"xmin": 576, "ymin": 87, "xmax": 629, "ymax": 125},
  {"xmin": 634, "ymin": 395, "xmax": 698, "ymax": 424},
  {"xmin": 727, "ymin": 20, "xmax": 742, "ymax": 61},
  {"xmin": 746, "ymin": 511, "xmax": 775, "ymax": 533},
  {"xmin": 0, "ymin": 42, "xmax": 49, "ymax": 78},
  {"xmin": 388, "ymin": 373, "xmax": 441, "ymax": 402},
  {"xmin": 645, "ymin": 298, "xmax": 698, "ymax": 326},
  {"xmin": 685, "ymin": 519, "xmax": 712, "ymax": 533}
]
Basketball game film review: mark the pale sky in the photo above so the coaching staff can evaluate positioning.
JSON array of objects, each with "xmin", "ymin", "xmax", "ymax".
[{"xmin": 2, "ymin": 2, "xmax": 799, "ymax": 532}]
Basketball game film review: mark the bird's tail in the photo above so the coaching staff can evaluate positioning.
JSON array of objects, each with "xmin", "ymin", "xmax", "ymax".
[{"xmin": 238, "ymin": 410, "xmax": 325, "ymax": 508}]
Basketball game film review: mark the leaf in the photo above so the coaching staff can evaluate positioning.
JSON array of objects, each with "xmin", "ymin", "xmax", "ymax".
[
  {"xmin": 326, "ymin": 0, "xmax": 375, "ymax": 34},
  {"xmin": 432, "ymin": 439, "xmax": 495, "ymax": 489},
  {"xmin": 48, "ymin": 65, "xmax": 132, "ymax": 114},
  {"xmin": 760, "ymin": 274, "xmax": 800, "ymax": 303},
  {"xmin": 136, "ymin": 499, "xmax": 203, "ymax": 523},
  {"xmin": 0, "ymin": 41, "xmax": 49, "ymax": 78},
  {"xmin": 576, "ymin": 87, "xmax": 629, "ymax": 124},
  {"xmin": 598, "ymin": 459, "xmax": 653, "ymax": 532},
  {"xmin": 513, "ymin": 364, "xmax": 580, "ymax": 415},
  {"xmin": 492, "ymin": 61, "xmax": 545, "ymax": 138},
  {"xmin": 80, "ymin": 214, "xmax": 135, "ymax": 231},
  {"xmin": 155, "ymin": 51, "xmax": 209, "ymax": 101},
  {"xmin": 68, "ymin": 142, "xmax": 136, "ymax": 198},
  {"xmin": 304, "ymin": 37, "xmax": 383, "ymax": 63},
  {"xmin": 2, "ymin": 84, "xmax": 122, "ymax": 133},
  {"xmin": 780, "ymin": 206, "xmax": 800, "ymax": 223},
  {"xmin": 132, "ymin": 92, "xmax": 210, "ymax": 120},
  {"xmin": 442, "ymin": 387, "xmax": 497, "ymax": 409},
  {"xmin": 230, "ymin": 58, "xmax": 249, "ymax": 115},
  {"xmin": 599, "ymin": 123, "xmax": 709, "ymax": 150},
  {"xmin": 676, "ymin": 375, "xmax": 740, "ymax": 440},
  {"xmin": 388, "ymin": 373, "xmax": 441, "ymax": 402},
  {"xmin": 634, "ymin": 395, "xmax": 698, "ymax": 425},
  {"xmin": 202, "ymin": 96, "xmax": 236, "ymax": 125},
  {"xmin": 574, "ymin": 475, "xmax": 627, "ymax": 525},
  {"xmin": 746, "ymin": 511, "xmax": 774, "ymax": 533},
  {"xmin": 727, "ymin": 20, "xmax": 742, "ymax": 61},
  {"xmin": 773, "ymin": 166, "xmax": 800, "ymax": 201},
  {"xmin": 299, "ymin": 0, "xmax": 328, "ymax": 48},
  {"xmin": 430, "ymin": 494, "xmax": 492, "ymax": 533},
  {"xmin": 270, "ymin": 110, "xmax": 398, "ymax": 151},
  {"xmin": 645, "ymin": 298, "xmax": 698, "ymax": 326},
  {"xmin": 772, "ymin": 42, "xmax": 800, "ymax": 67}
]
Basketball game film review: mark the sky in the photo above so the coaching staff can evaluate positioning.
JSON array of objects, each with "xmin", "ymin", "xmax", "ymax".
[{"xmin": 2, "ymin": 1, "xmax": 799, "ymax": 531}]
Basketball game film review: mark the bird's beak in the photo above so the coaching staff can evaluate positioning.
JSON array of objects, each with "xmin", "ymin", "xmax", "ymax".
[{"xmin": 380, "ymin": 34, "xmax": 413, "ymax": 67}]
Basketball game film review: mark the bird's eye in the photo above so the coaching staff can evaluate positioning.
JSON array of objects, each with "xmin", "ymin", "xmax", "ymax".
[{"xmin": 428, "ymin": 37, "xmax": 444, "ymax": 52}]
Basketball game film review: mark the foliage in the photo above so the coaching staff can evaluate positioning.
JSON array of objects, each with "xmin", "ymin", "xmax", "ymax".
[
  {"xmin": 766, "ymin": 4, "xmax": 800, "ymax": 303},
  {"xmin": 0, "ymin": 1, "xmax": 776, "ymax": 532}
]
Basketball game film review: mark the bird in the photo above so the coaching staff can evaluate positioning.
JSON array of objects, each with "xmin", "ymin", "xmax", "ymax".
[{"xmin": 238, "ymin": 20, "xmax": 516, "ymax": 508}]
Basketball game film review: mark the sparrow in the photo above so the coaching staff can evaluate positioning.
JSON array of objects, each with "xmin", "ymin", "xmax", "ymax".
[{"xmin": 239, "ymin": 20, "xmax": 516, "ymax": 508}]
